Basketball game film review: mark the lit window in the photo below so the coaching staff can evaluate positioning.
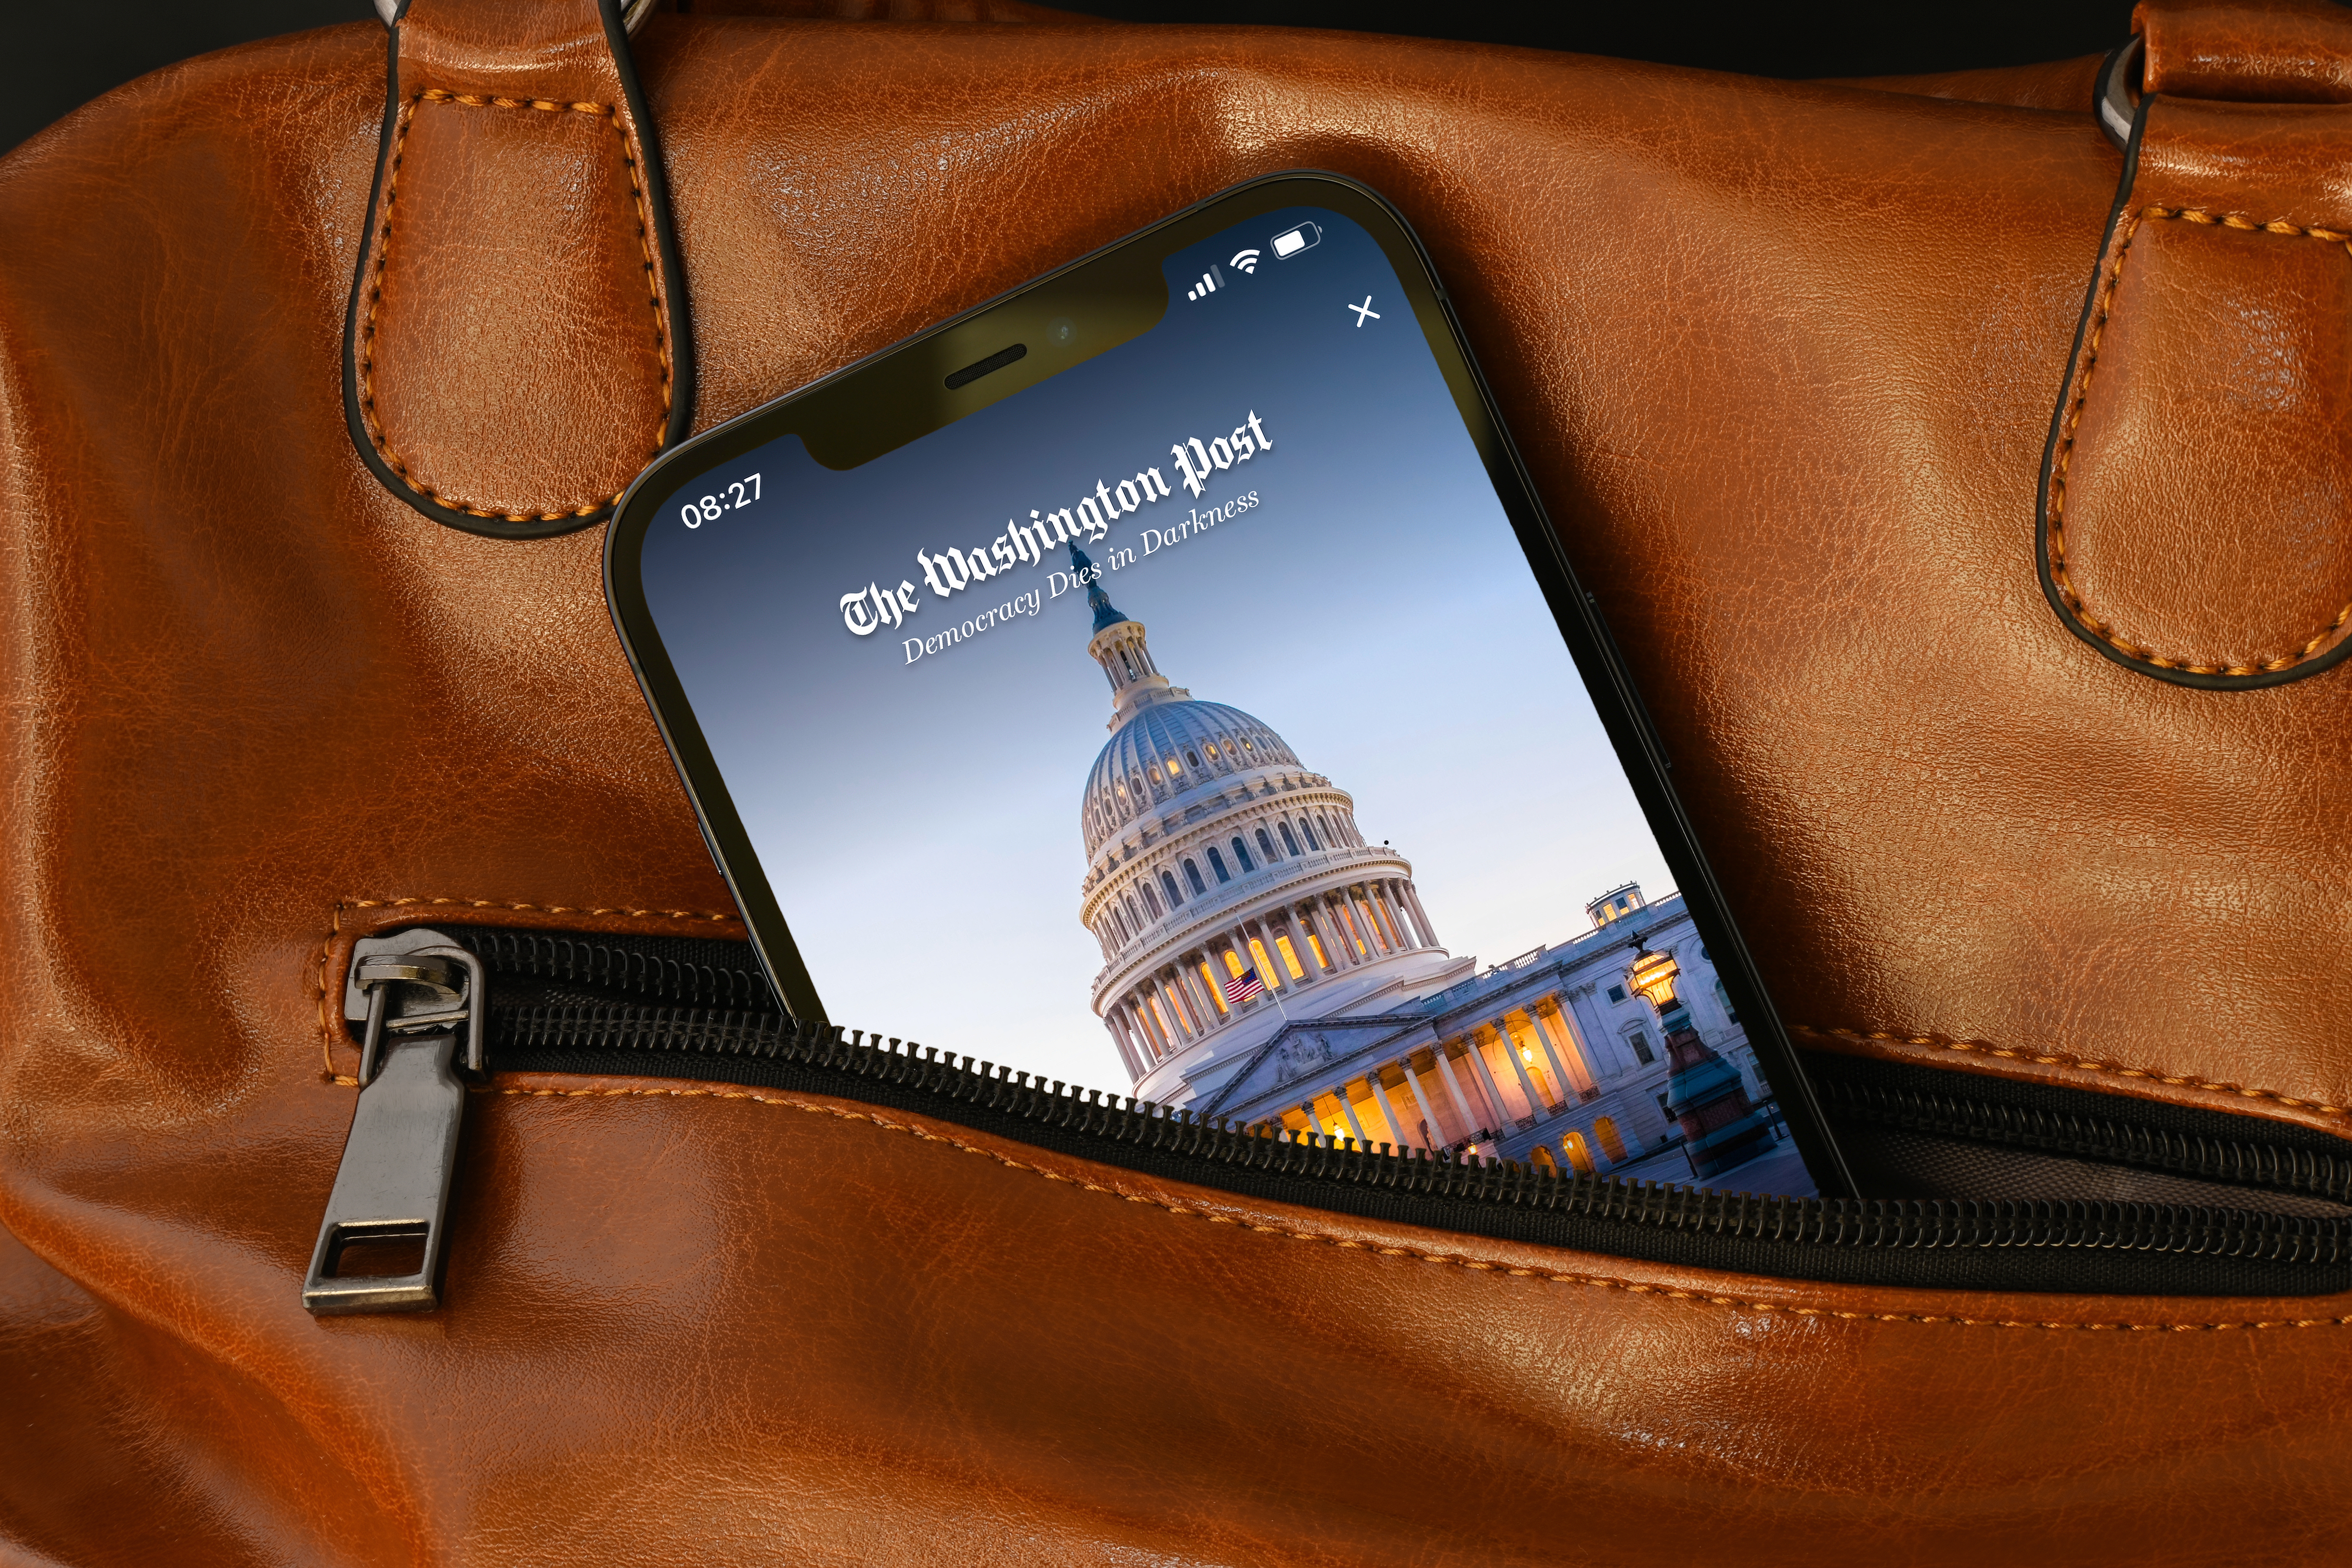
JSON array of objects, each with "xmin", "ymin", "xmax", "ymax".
[
  {"xmin": 1231, "ymin": 836, "xmax": 1255, "ymax": 873},
  {"xmin": 1184, "ymin": 859, "xmax": 1207, "ymax": 896},
  {"xmin": 1204, "ymin": 742, "xmax": 1219, "ymax": 761},
  {"xmin": 1255, "ymin": 827, "xmax": 1278, "ymax": 862},
  {"xmin": 1274, "ymin": 935, "xmax": 1305, "ymax": 980},
  {"xmin": 1307, "ymin": 932, "xmax": 1329, "ymax": 968},
  {"xmin": 1208, "ymin": 848, "xmax": 1230, "ymax": 883},
  {"xmin": 1595, "ymin": 1117, "xmax": 1628, "ymax": 1162},
  {"xmin": 1247, "ymin": 938, "xmax": 1281, "ymax": 988},
  {"xmin": 1161, "ymin": 871, "xmax": 1184, "ymax": 908},
  {"xmin": 1279, "ymin": 821, "xmax": 1301, "ymax": 855},
  {"xmin": 1199, "ymin": 958, "xmax": 1230, "ymax": 1014},
  {"xmin": 1222, "ymin": 949, "xmax": 1247, "ymax": 978},
  {"xmin": 1166, "ymin": 758, "xmax": 1181, "ymax": 777}
]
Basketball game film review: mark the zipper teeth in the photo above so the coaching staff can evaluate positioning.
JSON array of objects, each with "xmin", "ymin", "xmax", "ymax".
[
  {"xmin": 1822, "ymin": 1077, "xmax": 2352, "ymax": 1204},
  {"xmin": 492, "ymin": 1002, "xmax": 2352, "ymax": 1264},
  {"xmin": 459, "ymin": 928, "xmax": 772, "ymax": 1009}
]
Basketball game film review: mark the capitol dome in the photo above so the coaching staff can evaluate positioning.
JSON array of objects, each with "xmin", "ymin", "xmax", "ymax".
[
  {"xmin": 1082, "ymin": 701, "xmax": 1300, "ymax": 858},
  {"xmin": 1063, "ymin": 544, "xmax": 1462, "ymax": 1104}
]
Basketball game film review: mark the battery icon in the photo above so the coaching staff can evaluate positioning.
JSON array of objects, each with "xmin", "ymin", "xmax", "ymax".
[{"xmin": 1270, "ymin": 222, "xmax": 1321, "ymax": 259}]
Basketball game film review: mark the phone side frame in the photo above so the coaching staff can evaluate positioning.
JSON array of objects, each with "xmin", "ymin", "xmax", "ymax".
[{"xmin": 605, "ymin": 170, "xmax": 1857, "ymax": 1199}]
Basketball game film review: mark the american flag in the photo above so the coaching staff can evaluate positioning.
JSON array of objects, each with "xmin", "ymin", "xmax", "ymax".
[{"xmin": 1223, "ymin": 964, "xmax": 1265, "ymax": 1004}]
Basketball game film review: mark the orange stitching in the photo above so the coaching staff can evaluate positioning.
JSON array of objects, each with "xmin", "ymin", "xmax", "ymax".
[
  {"xmin": 355, "ymin": 88, "xmax": 673, "ymax": 523},
  {"xmin": 1792, "ymin": 1024, "xmax": 2348, "ymax": 1118},
  {"xmin": 316, "ymin": 901, "xmax": 354, "ymax": 1085},
  {"xmin": 346, "ymin": 894, "xmax": 740, "ymax": 923},
  {"xmin": 2047, "ymin": 205, "xmax": 2352, "ymax": 677},
  {"xmin": 483, "ymin": 1082, "xmax": 2352, "ymax": 1331}
]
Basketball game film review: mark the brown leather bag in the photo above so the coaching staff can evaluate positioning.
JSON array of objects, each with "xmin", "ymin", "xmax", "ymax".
[{"xmin": 6, "ymin": 0, "xmax": 2352, "ymax": 1560}]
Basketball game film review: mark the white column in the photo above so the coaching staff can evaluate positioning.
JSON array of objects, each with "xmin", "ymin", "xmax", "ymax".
[
  {"xmin": 1177, "ymin": 962, "xmax": 1216, "ymax": 1032},
  {"xmin": 1294, "ymin": 904, "xmax": 1330, "ymax": 970},
  {"xmin": 1399, "ymin": 1055, "xmax": 1444, "ymax": 1149},
  {"xmin": 1289, "ymin": 909, "xmax": 1321, "ymax": 981},
  {"xmin": 1235, "ymin": 923, "xmax": 1272, "ymax": 990},
  {"xmin": 1534, "ymin": 998, "xmax": 1594, "ymax": 1097},
  {"xmin": 1431, "ymin": 1043, "xmax": 1481, "ymax": 1134},
  {"xmin": 1335, "ymin": 897, "xmax": 1368, "ymax": 962},
  {"xmin": 1461, "ymin": 1032, "xmax": 1515, "ymax": 1129},
  {"xmin": 1402, "ymin": 882, "xmax": 1439, "ymax": 947},
  {"xmin": 1517, "ymin": 1008, "xmax": 1574, "ymax": 1108},
  {"xmin": 1326, "ymin": 903, "xmax": 1364, "ymax": 964},
  {"xmin": 1494, "ymin": 1021, "xmax": 1547, "ymax": 1119},
  {"xmin": 1175, "ymin": 969, "xmax": 1209, "ymax": 1037},
  {"xmin": 1155, "ymin": 974, "xmax": 1194, "ymax": 1041},
  {"xmin": 1334, "ymin": 1083, "xmax": 1370, "ymax": 1146},
  {"xmin": 1108, "ymin": 1013, "xmax": 1143, "ymax": 1079},
  {"xmin": 1367, "ymin": 1067, "xmax": 1413, "ymax": 1151},
  {"xmin": 1373, "ymin": 888, "xmax": 1411, "ymax": 950},
  {"xmin": 1568, "ymin": 985, "xmax": 1629, "ymax": 1076}
]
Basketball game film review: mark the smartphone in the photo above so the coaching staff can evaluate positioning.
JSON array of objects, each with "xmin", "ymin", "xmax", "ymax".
[{"xmin": 606, "ymin": 173, "xmax": 1851, "ymax": 1199}]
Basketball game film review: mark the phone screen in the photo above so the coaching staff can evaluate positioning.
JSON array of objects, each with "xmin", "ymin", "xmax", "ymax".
[{"xmin": 614, "ymin": 182, "xmax": 1827, "ymax": 1198}]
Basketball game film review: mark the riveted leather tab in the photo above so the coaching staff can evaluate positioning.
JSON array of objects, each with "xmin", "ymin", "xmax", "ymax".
[
  {"xmin": 2040, "ymin": 9, "xmax": 2352, "ymax": 687},
  {"xmin": 343, "ymin": 0, "xmax": 693, "ymax": 536}
]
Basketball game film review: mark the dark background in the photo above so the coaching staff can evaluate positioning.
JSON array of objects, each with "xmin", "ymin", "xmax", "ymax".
[{"xmin": 12, "ymin": 1, "xmax": 2133, "ymax": 157}]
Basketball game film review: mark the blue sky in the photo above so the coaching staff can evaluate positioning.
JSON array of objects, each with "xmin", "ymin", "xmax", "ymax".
[{"xmin": 639, "ymin": 205, "xmax": 1676, "ymax": 1086}]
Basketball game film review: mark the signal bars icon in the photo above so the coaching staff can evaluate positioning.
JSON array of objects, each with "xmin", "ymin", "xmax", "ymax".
[{"xmin": 1184, "ymin": 264, "xmax": 1226, "ymax": 302}]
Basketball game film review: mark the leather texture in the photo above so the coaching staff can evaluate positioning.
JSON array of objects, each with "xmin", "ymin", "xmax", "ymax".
[
  {"xmin": 6, "ymin": 2, "xmax": 2352, "ymax": 1562},
  {"xmin": 349, "ymin": 0, "xmax": 692, "ymax": 531},
  {"xmin": 11, "ymin": 1039, "xmax": 2352, "ymax": 1567},
  {"xmin": 2140, "ymin": 0, "xmax": 2352, "ymax": 102},
  {"xmin": 2039, "ymin": 5, "xmax": 2352, "ymax": 686}
]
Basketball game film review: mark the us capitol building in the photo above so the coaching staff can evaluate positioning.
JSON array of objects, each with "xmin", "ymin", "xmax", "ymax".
[{"xmin": 1070, "ymin": 549, "xmax": 1780, "ymax": 1179}]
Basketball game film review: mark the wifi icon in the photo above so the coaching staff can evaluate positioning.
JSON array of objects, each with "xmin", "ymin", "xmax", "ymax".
[{"xmin": 1230, "ymin": 248, "xmax": 1262, "ymax": 275}]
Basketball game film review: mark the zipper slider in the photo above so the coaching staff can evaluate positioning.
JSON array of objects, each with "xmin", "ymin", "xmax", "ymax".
[{"xmin": 302, "ymin": 929, "xmax": 485, "ymax": 1315}]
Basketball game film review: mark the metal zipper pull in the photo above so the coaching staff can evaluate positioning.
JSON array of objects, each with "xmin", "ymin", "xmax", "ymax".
[{"xmin": 302, "ymin": 929, "xmax": 485, "ymax": 1315}]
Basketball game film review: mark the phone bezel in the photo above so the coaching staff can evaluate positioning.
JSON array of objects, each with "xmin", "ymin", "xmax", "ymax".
[{"xmin": 604, "ymin": 171, "xmax": 1856, "ymax": 1198}]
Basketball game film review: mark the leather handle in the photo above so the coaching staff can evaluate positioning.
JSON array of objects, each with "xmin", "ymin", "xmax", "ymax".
[
  {"xmin": 342, "ymin": 0, "xmax": 696, "ymax": 538},
  {"xmin": 2033, "ymin": 0, "xmax": 2352, "ymax": 689}
]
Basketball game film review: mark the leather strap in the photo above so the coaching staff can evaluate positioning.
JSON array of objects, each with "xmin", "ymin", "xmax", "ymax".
[
  {"xmin": 2140, "ymin": 0, "xmax": 2352, "ymax": 103},
  {"xmin": 342, "ymin": 0, "xmax": 696, "ymax": 537},
  {"xmin": 2035, "ymin": 0, "xmax": 2352, "ymax": 688}
]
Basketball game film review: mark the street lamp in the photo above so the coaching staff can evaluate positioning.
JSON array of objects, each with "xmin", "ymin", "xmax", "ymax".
[
  {"xmin": 1627, "ymin": 945, "xmax": 1680, "ymax": 1012},
  {"xmin": 1624, "ymin": 939, "xmax": 1773, "ymax": 1183}
]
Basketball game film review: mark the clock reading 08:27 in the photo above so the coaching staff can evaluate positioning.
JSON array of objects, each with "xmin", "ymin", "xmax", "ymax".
[{"xmin": 680, "ymin": 472, "xmax": 761, "ymax": 529}]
